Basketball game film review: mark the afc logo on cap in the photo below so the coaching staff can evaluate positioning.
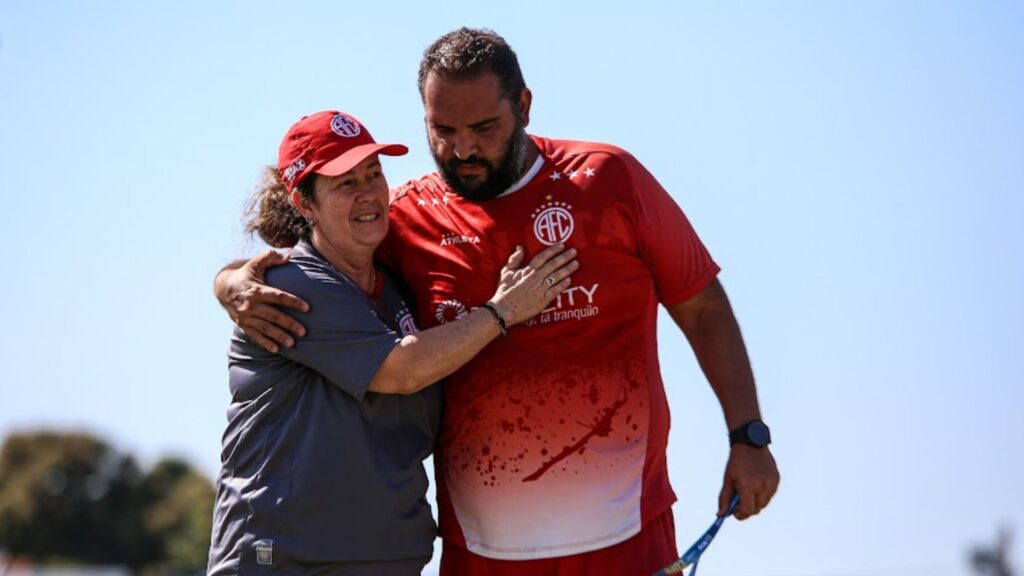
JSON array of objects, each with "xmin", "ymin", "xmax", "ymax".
[
  {"xmin": 331, "ymin": 114, "xmax": 361, "ymax": 137},
  {"xmin": 532, "ymin": 202, "xmax": 575, "ymax": 246}
]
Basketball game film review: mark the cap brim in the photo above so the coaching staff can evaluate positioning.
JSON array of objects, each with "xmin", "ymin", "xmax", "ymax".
[{"xmin": 315, "ymin": 143, "xmax": 409, "ymax": 177}]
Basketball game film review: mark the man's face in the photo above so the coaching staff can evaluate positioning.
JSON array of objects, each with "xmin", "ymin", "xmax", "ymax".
[{"xmin": 423, "ymin": 71, "xmax": 528, "ymax": 202}]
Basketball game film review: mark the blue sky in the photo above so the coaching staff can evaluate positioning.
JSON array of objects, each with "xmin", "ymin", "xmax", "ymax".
[{"xmin": 1, "ymin": 2, "xmax": 1021, "ymax": 575}]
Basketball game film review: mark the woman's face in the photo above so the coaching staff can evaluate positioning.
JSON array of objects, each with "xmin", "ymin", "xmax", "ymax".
[{"xmin": 303, "ymin": 154, "xmax": 390, "ymax": 256}]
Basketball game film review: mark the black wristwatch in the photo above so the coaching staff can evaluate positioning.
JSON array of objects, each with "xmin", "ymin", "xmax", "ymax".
[{"xmin": 729, "ymin": 420, "xmax": 772, "ymax": 448}]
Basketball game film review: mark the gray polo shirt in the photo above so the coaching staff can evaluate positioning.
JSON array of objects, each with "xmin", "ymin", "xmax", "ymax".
[{"xmin": 208, "ymin": 240, "xmax": 442, "ymax": 575}]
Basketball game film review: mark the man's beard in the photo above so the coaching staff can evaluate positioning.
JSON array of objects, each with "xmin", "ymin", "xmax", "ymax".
[{"xmin": 433, "ymin": 124, "xmax": 528, "ymax": 202}]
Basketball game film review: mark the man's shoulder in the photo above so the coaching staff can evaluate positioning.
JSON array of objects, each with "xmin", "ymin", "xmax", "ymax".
[
  {"xmin": 536, "ymin": 135, "xmax": 634, "ymax": 164},
  {"xmin": 536, "ymin": 136, "xmax": 646, "ymax": 188},
  {"xmin": 390, "ymin": 172, "xmax": 447, "ymax": 204}
]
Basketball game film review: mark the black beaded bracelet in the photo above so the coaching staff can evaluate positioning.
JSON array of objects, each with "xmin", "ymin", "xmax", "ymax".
[{"xmin": 480, "ymin": 302, "xmax": 509, "ymax": 336}]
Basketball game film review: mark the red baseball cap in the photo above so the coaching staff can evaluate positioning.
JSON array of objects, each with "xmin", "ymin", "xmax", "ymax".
[{"xmin": 278, "ymin": 110, "xmax": 408, "ymax": 191}]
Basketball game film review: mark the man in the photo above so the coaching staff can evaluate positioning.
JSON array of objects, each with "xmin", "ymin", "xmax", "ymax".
[{"xmin": 216, "ymin": 28, "xmax": 779, "ymax": 576}]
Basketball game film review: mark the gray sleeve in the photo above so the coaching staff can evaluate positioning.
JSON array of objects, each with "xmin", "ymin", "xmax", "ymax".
[{"xmin": 267, "ymin": 262, "xmax": 400, "ymax": 402}]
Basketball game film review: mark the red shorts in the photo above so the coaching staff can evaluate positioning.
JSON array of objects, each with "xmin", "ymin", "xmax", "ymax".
[{"xmin": 439, "ymin": 509, "xmax": 679, "ymax": 576}]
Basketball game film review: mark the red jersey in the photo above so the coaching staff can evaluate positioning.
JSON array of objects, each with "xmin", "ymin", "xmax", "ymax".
[{"xmin": 380, "ymin": 136, "xmax": 719, "ymax": 560}]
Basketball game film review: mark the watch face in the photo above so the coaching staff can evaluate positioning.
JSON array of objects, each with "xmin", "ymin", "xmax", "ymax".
[{"xmin": 749, "ymin": 421, "xmax": 771, "ymax": 446}]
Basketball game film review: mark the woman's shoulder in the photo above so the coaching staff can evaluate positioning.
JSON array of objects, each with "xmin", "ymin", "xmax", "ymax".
[{"xmin": 264, "ymin": 243, "xmax": 356, "ymax": 297}]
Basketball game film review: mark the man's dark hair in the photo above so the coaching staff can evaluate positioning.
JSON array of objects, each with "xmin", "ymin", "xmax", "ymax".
[{"xmin": 417, "ymin": 28, "xmax": 526, "ymax": 105}]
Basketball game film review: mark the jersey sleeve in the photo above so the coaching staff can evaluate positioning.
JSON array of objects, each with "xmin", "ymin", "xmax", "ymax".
[
  {"xmin": 266, "ymin": 262, "xmax": 400, "ymax": 401},
  {"xmin": 619, "ymin": 151, "xmax": 720, "ymax": 307}
]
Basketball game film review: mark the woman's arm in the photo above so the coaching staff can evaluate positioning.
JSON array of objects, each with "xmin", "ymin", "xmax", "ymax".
[{"xmin": 368, "ymin": 244, "xmax": 577, "ymax": 394}]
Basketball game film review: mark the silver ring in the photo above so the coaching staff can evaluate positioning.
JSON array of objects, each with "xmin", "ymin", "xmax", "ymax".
[{"xmin": 545, "ymin": 276, "xmax": 556, "ymax": 287}]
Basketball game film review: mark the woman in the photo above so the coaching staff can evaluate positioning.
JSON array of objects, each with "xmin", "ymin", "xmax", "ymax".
[{"xmin": 207, "ymin": 110, "xmax": 577, "ymax": 575}]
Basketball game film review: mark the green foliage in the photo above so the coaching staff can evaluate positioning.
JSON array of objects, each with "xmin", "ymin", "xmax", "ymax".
[
  {"xmin": 142, "ymin": 459, "xmax": 216, "ymax": 573},
  {"xmin": 0, "ymin": 431, "xmax": 214, "ymax": 573}
]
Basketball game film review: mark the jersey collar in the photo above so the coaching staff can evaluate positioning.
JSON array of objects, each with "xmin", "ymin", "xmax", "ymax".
[{"xmin": 497, "ymin": 153, "xmax": 545, "ymax": 198}]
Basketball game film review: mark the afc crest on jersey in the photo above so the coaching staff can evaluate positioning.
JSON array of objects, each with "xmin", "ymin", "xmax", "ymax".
[{"xmin": 531, "ymin": 201, "xmax": 575, "ymax": 246}]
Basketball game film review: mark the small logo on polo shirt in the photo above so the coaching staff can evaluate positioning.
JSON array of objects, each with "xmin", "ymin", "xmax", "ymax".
[
  {"xmin": 254, "ymin": 539, "xmax": 273, "ymax": 565},
  {"xmin": 395, "ymin": 307, "xmax": 418, "ymax": 336},
  {"xmin": 435, "ymin": 299, "xmax": 468, "ymax": 324},
  {"xmin": 331, "ymin": 114, "xmax": 361, "ymax": 137},
  {"xmin": 531, "ymin": 202, "xmax": 575, "ymax": 246}
]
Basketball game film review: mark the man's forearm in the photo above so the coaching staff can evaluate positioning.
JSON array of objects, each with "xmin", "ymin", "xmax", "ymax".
[
  {"xmin": 671, "ymin": 279, "xmax": 780, "ymax": 518},
  {"xmin": 213, "ymin": 259, "xmax": 249, "ymax": 304},
  {"xmin": 669, "ymin": 280, "xmax": 762, "ymax": 429},
  {"xmin": 690, "ymin": 304, "xmax": 761, "ymax": 429}
]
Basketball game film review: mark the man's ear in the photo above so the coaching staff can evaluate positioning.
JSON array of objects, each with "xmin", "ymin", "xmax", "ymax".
[{"xmin": 517, "ymin": 87, "xmax": 533, "ymax": 127}]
